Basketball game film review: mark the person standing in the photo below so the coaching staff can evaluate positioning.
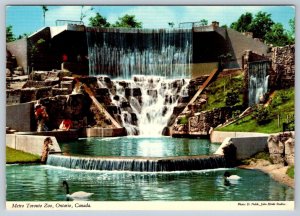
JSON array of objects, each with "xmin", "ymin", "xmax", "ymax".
[{"xmin": 34, "ymin": 104, "xmax": 49, "ymax": 132}]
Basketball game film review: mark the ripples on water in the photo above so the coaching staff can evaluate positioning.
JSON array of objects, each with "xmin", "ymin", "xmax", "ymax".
[{"xmin": 6, "ymin": 165, "xmax": 294, "ymax": 201}]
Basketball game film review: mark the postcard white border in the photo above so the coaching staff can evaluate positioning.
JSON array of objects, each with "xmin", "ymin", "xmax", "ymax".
[{"xmin": 1, "ymin": 0, "xmax": 299, "ymax": 216}]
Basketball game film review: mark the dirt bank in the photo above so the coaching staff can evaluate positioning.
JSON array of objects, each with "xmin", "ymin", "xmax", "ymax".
[{"xmin": 239, "ymin": 159, "xmax": 294, "ymax": 188}]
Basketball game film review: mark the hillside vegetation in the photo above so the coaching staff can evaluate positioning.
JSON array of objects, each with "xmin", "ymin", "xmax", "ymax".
[
  {"xmin": 204, "ymin": 71, "xmax": 244, "ymax": 111},
  {"xmin": 217, "ymin": 87, "xmax": 294, "ymax": 133}
]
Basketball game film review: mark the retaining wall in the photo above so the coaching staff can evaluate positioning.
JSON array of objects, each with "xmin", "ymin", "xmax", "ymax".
[
  {"xmin": 210, "ymin": 130, "xmax": 269, "ymax": 143},
  {"xmin": 6, "ymin": 134, "xmax": 61, "ymax": 156},
  {"xmin": 6, "ymin": 102, "xmax": 34, "ymax": 132},
  {"xmin": 215, "ymin": 136, "xmax": 268, "ymax": 160}
]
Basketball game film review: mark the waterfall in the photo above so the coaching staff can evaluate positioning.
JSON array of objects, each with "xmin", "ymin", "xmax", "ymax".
[
  {"xmin": 86, "ymin": 28, "xmax": 193, "ymax": 79},
  {"xmin": 98, "ymin": 76, "xmax": 189, "ymax": 136},
  {"xmin": 248, "ymin": 61, "xmax": 269, "ymax": 106},
  {"xmin": 47, "ymin": 154, "xmax": 227, "ymax": 172}
]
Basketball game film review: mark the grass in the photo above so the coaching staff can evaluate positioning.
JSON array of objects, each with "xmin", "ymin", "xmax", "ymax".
[
  {"xmin": 6, "ymin": 147, "xmax": 41, "ymax": 164},
  {"xmin": 217, "ymin": 87, "xmax": 294, "ymax": 134},
  {"xmin": 203, "ymin": 72, "xmax": 244, "ymax": 111},
  {"xmin": 286, "ymin": 165, "xmax": 294, "ymax": 179},
  {"xmin": 241, "ymin": 151, "xmax": 272, "ymax": 165}
]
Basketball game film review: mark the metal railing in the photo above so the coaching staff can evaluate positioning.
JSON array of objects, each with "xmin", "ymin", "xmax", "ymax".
[
  {"xmin": 55, "ymin": 20, "xmax": 84, "ymax": 26},
  {"xmin": 179, "ymin": 21, "xmax": 210, "ymax": 29}
]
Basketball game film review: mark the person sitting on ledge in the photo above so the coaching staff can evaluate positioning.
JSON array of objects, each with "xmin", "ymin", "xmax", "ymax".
[
  {"xmin": 41, "ymin": 137, "xmax": 53, "ymax": 163},
  {"xmin": 59, "ymin": 118, "xmax": 73, "ymax": 131}
]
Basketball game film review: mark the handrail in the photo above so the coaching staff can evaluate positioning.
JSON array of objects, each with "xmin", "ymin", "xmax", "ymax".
[{"xmin": 79, "ymin": 82, "xmax": 122, "ymax": 129}]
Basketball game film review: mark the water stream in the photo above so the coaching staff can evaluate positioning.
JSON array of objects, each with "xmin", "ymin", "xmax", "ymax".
[
  {"xmin": 98, "ymin": 76, "xmax": 189, "ymax": 135},
  {"xmin": 248, "ymin": 61, "xmax": 269, "ymax": 106}
]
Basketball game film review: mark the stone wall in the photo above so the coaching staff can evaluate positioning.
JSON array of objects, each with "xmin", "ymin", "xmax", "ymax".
[
  {"xmin": 270, "ymin": 45, "xmax": 295, "ymax": 89},
  {"xmin": 268, "ymin": 132, "xmax": 294, "ymax": 165},
  {"xmin": 172, "ymin": 105, "xmax": 243, "ymax": 136},
  {"xmin": 38, "ymin": 94, "xmax": 92, "ymax": 130},
  {"xmin": 7, "ymin": 87, "xmax": 53, "ymax": 104}
]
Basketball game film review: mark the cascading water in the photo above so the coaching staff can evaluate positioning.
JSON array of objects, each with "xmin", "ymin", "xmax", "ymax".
[
  {"xmin": 248, "ymin": 61, "xmax": 269, "ymax": 106},
  {"xmin": 47, "ymin": 154, "xmax": 227, "ymax": 172},
  {"xmin": 86, "ymin": 28, "xmax": 192, "ymax": 79},
  {"xmin": 86, "ymin": 27, "xmax": 193, "ymax": 135},
  {"xmin": 98, "ymin": 76, "xmax": 189, "ymax": 136}
]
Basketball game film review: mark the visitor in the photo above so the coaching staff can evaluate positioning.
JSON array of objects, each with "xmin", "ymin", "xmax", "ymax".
[
  {"xmin": 59, "ymin": 118, "xmax": 73, "ymax": 131},
  {"xmin": 34, "ymin": 103, "xmax": 49, "ymax": 132},
  {"xmin": 41, "ymin": 137, "xmax": 53, "ymax": 163},
  {"xmin": 62, "ymin": 53, "xmax": 68, "ymax": 62}
]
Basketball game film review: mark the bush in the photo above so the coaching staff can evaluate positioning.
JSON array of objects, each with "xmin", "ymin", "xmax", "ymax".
[
  {"xmin": 254, "ymin": 151, "xmax": 272, "ymax": 163},
  {"xmin": 253, "ymin": 105, "xmax": 272, "ymax": 125},
  {"xmin": 286, "ymin": 165, "xmax": 294, "ymax": 179},
  {"xmin": 225, "ymin": 91, "xmax": 240, "ymax": 106},
  {"xmin": 177, "ymin": 116, "xmax": 188, "ymax": 125}
]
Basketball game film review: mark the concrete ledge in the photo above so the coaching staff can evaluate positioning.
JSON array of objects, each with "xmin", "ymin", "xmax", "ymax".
[
  {"xmin": 6, "ymin": 134, "xmax": 61, "ymax": 156},
  {"xmin": 85, "ymin": 127, "xmax": 127, "ymax": 137},
  {"xmin": 210, "ymin": 130, "xmax": 269, "ymax": 143},
  {"xmin": 215, "ymin": 136, "xmax": 268, "ymax": 160},
  {"xmin": 16, "ymin": 130, "xmax": 78, "ymax": 142}
]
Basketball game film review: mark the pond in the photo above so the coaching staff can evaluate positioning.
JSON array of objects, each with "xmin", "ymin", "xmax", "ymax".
[
  {"xmin": 58, "ymin": 137, "xmax": 220, "ymax": 157},
  {"xmin": 6, "ymin": 164, "xmax": 293, "ymax": 201}
]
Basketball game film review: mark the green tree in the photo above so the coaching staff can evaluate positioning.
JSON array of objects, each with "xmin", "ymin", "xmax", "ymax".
[
  {"xmin": 80, "ymin": 6, "xmax": 94, "ymax": 22},
  {"xmin": 221, "ymin": 24, "xmax": 228, "ymax": 29},
  {"xmin": 88, "ymin": 12, "xmax": 110, "ymax": 27},
  {"xmin": 199, "ymin": 19, "xmax": 208, "ymax": 26},
  {"xmin": 42, "ymin": 6, "xmax": 49, "ymax": 26},
  {"xmin": 249, "ymin": 11, "xmax": 274, "ymax": 40},
  {"xmin": 265, "ymin": 23, "xmax": 289, "ymax": 46},
  {"xmin": 288, "ymin": 17, "xmax": 295, "ymax": 44},
  {"xmin": 17, "ymin": 33, "xmax": 30, "ymax": 40},
  {"xmin": 230, "ymin": 12, "xmax": 253, "ymax": 32},
  {"xmin": 6, "ymin": 25, "xmax": 15, "ymax": 42},
  {"xmin": 113, "ymin": 14, "xmax": 142, "ymax": 28}
]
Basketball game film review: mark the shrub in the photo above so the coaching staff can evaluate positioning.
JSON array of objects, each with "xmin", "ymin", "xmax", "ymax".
[
  {"xmin": 253, "ymin": 105, "xmax": 272, "ymax": 125},
  {"xmin": 177, "ymin": 116, "xmax": 188, "ymax": 125},
  {"xmin": 254, "ymin": 151, "xmax": 272, "ymax": 163},
  {"xmin": 286, "ymin": 165, "xmax": 294, "ymax": 179},
  {"xmin": 225, "ymin": 91, "xmax": 240, "ymax": 106}
]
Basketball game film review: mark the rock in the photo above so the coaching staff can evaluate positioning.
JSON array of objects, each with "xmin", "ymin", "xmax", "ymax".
[
  {"xmin": 285, "ymin": 137, "xmax": 294, "ymax": 165},
  {"xmin": 95, "ymin": 88, "xmax": 109, "ymax": 96},
  {"xmin": 125, "ymin": 88, "xmax": 142, "ymax": 97},
  {"xmin": 267, "ymin": 132, "xmax": 295, "ymax": 165},
  {"xmin": 268, "ymin": 135, "xmax": 284, "ymax": 154},
  {"xmin": 6, "ymin": 68, "xmax": 12, "ymax": 77}
]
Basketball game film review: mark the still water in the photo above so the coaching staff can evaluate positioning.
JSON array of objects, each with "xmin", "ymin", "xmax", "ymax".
[
  {"xmin": 6, "ymin": 165, "xmax": 293, "ymax": 201},
  {"xmin": 59, "ymin": 137, "xmax": 220, "ymax": 157}
]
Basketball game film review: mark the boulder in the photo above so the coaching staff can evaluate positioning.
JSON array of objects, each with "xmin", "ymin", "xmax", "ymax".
[
  {"xmin": 285, "ymin": 137, "xmax": 294, "ymax": 165},
  {"xmin": 6, "ymin": 68, "xmax": 12, "ymax": 77},
  {"xmin": 268, "ymin": 134, "xmax": 285, "ymax": 164}
]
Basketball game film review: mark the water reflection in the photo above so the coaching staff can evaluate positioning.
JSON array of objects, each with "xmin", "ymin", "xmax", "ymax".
[
  {"xmin": 6, "ymin": 165, "xmax": 294, "ymax": 201},
  {"xmin": 59, "ymin": 137, "xmax": 218, "ymax": 157}
]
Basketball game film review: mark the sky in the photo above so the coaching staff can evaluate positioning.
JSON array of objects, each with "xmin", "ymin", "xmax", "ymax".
[{"xmin": 6, "ymin": 5, "xmax": 295, "ymax": 37}]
